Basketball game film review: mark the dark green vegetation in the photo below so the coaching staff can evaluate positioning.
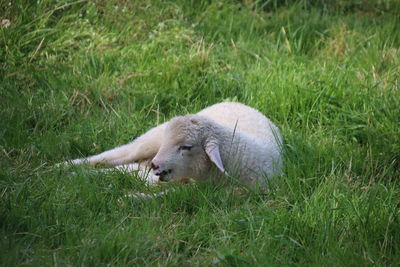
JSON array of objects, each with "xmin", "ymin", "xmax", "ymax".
[{"xmin": 1, "ymin": 0, "xmax": 399, "ymax": 265}]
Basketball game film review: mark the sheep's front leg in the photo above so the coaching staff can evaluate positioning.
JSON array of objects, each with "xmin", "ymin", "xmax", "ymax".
[
  {"xmin": 105, "ymin": 163, "xmax": 159, "ymax": 185},
  {"xmin": 115, "ymin": 163, "xmax": 159, "ymax": 184},
  {"xmin": 68, "ymin": 163, "xmax": 159, "ymax": 185},
  {"xmin": 60, "ymin": 123, "xmax": 167, "ymax": 167}
]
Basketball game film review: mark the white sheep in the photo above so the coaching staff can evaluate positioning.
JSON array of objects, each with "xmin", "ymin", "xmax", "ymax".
[{"xmin": 61, "ymin": 102, "xmax": 283, "ymax": 188}]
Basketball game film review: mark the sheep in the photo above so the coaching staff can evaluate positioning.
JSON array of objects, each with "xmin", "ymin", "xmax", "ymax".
[{"xmin": 60, "ymin": 102, "xmax": 283, "ymax": 188}]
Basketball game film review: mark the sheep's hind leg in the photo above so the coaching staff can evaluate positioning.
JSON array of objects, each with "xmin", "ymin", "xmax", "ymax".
[
  {"xmin": 64, "ymin": 142, "xmax": 141, "ymax": 167},
  {"xmin": 59, "ymin": 123, "xmax": 166, "ymax": 167}
]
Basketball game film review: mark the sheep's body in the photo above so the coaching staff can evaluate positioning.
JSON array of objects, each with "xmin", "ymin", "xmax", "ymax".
[{"xmin": 63, "ymin": 102, "xmax": 282, "ymax": 187}]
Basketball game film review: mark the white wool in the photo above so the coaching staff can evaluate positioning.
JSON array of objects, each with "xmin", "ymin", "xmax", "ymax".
[{"xmin": 60, "ymin": 102, "xmax": 282, "ymax": 188}]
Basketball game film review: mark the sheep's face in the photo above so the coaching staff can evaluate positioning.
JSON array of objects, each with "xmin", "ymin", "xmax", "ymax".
[{"xmin": 151, "ymin": 115, "xmax": 211, "ymax": 182}]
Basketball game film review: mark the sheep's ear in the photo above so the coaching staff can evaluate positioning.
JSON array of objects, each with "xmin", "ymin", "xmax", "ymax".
[{"xmin": 204, "ymin": 141, "xmax": 225, "ymax": 173}]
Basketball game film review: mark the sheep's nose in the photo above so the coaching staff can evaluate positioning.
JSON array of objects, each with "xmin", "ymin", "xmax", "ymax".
[{"xmin": 151, "ymin": 162, "xmax": 159, "ymax": 170}]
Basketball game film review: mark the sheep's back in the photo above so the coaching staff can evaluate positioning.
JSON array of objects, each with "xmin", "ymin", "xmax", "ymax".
[{"xmin": 197, "ymin": 102, "xmax": 281, "ymax": 147}]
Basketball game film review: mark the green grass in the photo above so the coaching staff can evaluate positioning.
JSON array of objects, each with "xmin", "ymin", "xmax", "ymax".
[{"xmin": 1, "ymin": 0, "xmax": 400, "ymax": 265}]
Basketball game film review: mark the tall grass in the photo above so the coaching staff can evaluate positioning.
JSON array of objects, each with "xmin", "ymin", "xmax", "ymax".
[{"xmin": 1, "ymin": 0, "xmax": 399, "ymax": 265}]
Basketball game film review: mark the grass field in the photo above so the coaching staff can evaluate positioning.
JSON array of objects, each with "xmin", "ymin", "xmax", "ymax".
[{"xmin": 1, "ymin": 0, "xmax": 400, "ymax": 265}]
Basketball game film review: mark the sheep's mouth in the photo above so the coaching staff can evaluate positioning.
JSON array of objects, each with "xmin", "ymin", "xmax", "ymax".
[{"xmin": 157, "ymin": 169, "xmax": 172, "ymax": 182}]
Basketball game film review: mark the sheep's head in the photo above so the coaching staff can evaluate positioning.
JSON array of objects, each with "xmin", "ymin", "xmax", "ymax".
[{"xmin": 151, "ymin": 115, "xmax": 225, "ymax": 182}]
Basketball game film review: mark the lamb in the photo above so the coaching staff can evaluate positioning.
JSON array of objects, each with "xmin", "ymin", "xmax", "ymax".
[{"xmin": 61, "ymin": 102, "xmax": 283, "ymax": 188}]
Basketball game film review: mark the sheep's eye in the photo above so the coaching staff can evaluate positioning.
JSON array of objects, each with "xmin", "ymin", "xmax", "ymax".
[{"xmin": 179, "ymin": 145, "xmax": 192, "ymax": 151}]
